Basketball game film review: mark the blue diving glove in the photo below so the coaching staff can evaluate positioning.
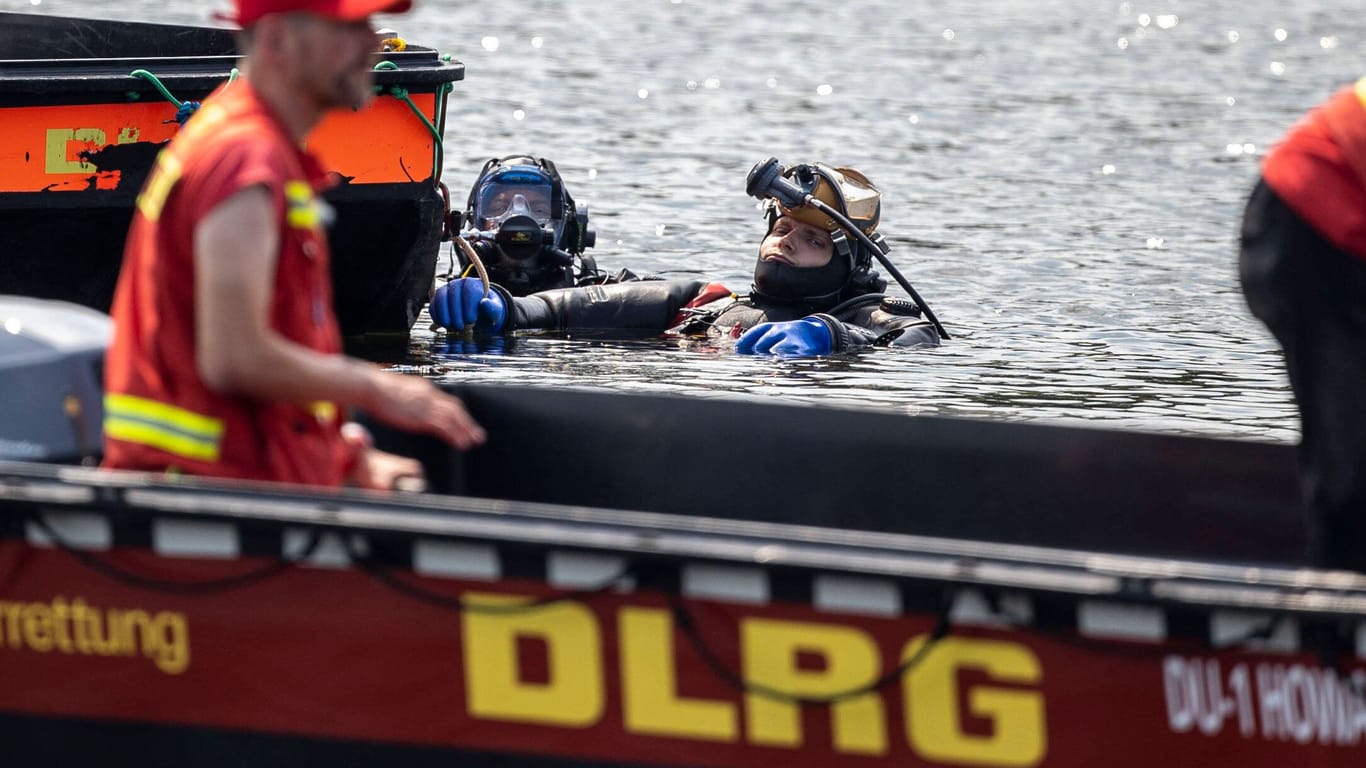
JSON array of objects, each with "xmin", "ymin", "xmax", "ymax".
[
  {"xmin": 735, "ymin": 317, "xmax": 833, "ymax": 357},
  {"xmin": 430, "ymin": 278, "xmax": 506, "ymax": 332}
]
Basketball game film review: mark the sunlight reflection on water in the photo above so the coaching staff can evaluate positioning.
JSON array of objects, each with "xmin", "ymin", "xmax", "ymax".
[{"xmin": 26, "ymin": 0, "xmax": 1347, "ymax": 443}]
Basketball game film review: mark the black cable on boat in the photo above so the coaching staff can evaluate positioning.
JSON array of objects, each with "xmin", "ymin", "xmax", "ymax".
[
  {"xmin": 0, "ymin": 539, "xmax": 31, "ymax": 594},
  {"xmin": 341, "ymin": 535, "xmax": 634, "ymax": 615},
  {"xmin": 666, "ymin": 587, "xmax": 953, "ymax": 705},
  {"xmin": 343, "ymin": 537, "xmax": 964, "ymax": 705},
  {"xmin": 27, "ymin": 514, "xmax": 321, "ymax": 595}
]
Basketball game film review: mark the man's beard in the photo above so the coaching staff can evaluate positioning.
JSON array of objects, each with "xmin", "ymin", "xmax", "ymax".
[
  {"xmin": 334, "ymin": 70, "xmax": 373, "ymax": 111},
  {"xmin": 305, "ymin": 60, "xmax": 373, "ymax": 112}
]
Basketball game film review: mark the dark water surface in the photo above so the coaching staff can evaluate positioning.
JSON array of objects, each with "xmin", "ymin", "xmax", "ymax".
[{"xmin": 18, "ymin": 0, "xmax": 1366, "ymax": 442}]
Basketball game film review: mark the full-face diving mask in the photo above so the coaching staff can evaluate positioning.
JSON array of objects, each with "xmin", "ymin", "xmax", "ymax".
[
  {"xmin": 473, "ymin": 166, "xmax": 557, "ymax": 259},
  {"xmin": 459, "ymin": 155, "xmax": 596, "ymax": 295}
]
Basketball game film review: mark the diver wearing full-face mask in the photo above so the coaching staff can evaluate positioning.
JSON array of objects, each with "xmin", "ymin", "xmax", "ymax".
[
  {"xmin": 431, "ymin": 159, "xmax": 943, "ymax": 357},
  {"xmin": 451, "ymin": 155, "xmax": 615, "ymax": 296}
]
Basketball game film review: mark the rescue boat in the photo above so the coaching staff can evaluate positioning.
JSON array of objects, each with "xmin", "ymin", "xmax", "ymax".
[
  {"xmin": 0, "ymin": 11, "xmax": 464, "ymax": 335},
  {"xmin": 3, "ymin": 296, "xmax": 1365, "ymax": 767}
]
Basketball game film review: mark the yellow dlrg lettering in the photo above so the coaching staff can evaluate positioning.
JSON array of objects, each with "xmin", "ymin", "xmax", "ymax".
[
  {"xmin": 741, "ymin": 617, "xmax": 887, "ymax": 755},
  {"xmin": 619, "ymin": 606, "xmax": 737, "ymax": 742},
  {"xmin": 45, "ymin": 128, "xmax": 106, "ymax": 174},
  {"xmin": 904, "ymin": 635, "xmax": 1046, "ymax": 767},
  {"xmin": 461, "ymin": 592, "xmax": 604, "ymax": 728}
]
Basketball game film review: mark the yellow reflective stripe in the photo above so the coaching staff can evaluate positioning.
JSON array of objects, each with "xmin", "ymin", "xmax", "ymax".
[
  {"xmin": 1356, "ymin": 77, "xmax": 1366, "ymax": 109},
  {"xmin": 309, "ymin": 401, "xmax": 338, "ymax": 423},
  {"xmin": 105, "ymin": 393, "xmax": 223, "ymax": 436},
  {"xmin": 103, "ymin": 394, "xmax": 224, "ymax": 462},
  {"xmin": 284, "ymin": 180, "xmax": 320, "ymax": 229},
  {"xmin": 104, "ymin": 419, "xmax": 221, "ymax": 462}
]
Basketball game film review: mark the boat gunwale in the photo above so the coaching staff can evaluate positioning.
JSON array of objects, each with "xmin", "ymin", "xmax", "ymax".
[
  {"xmin": 2, "ymin": 458, "xmax": 1363, "ymax": 622},
  {"xmin": 0, "ymin": 52, "xmax": 464, "ymax": 93}
]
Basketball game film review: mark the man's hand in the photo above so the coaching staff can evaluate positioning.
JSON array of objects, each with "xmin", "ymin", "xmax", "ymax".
[
  {"xmin": 364, "ymin": 371, "xmax": 486, "ymax": 450},
  {"xmin": 431, "ymin": 278, "xmax": 506, "ymax": 332},
  {"xmin": 735, "ymin": 317, "xmax": 833, "ymax": 357},
  {"xmin": 350, "ymin": 447, "xmax": 428, "ymax": 491},
  {"xmin": 341, "ymin": 423, "xmax": 427, "ymax": 491}
]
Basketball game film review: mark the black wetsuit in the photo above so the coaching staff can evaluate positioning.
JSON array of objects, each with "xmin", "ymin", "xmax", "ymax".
[{"xmin": 490, "ymin": 278, "xmax": 940, "ymax": 352}]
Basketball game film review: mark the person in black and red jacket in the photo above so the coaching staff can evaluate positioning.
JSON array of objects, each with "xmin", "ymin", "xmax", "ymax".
[{"xmin": 1240, "ymin": 78, "xmax": 1366, "ymax": 571}]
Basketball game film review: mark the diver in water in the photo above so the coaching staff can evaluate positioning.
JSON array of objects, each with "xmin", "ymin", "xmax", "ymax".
[
  {"xmin": 449, "ymin": 155, "xmax": 629, "ymax": 295},
  {"xmin": 431, "ymin": 158, "xmax": 946, "ymax": 356}
]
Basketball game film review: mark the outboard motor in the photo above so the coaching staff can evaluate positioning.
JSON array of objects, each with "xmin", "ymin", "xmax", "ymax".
[{"xmin": 0, "ymin": 296, "xmax": 109, "ymax": 464}]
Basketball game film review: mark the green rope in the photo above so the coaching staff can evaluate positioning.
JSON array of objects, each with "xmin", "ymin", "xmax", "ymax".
[
  {"xmin": 383, "ymin": 84, "xmax": 443, "ymax": 153},
  {"xmin": 370, "ymin": 60, "xmax": 452, "ymax": 177},
  {"xmin": 435, "ymin": 81, "xmax": 452, "ymax": 135},
  {"xmin": 128, "ymin": 68, "xmax": 237, "ymax": 106},
  {"xmin": 433, "ymin": 81, "xmax": 452, "ymax": 180},
  {"xmin": 129, "ymin": 69, "xmax": 184, "ymax": 108}
]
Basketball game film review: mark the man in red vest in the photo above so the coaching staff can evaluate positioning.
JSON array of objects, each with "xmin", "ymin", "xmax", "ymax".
[
  {"xmin": 1240, "ymin": 79, "xmax": 1366, "ymax": 571},
  {"xmin": 104, "ymin": 0, "xmax": 485, "ymax": 489}
]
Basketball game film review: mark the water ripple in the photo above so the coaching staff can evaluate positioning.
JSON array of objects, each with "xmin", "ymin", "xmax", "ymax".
[{"xmin": 74, "ymin": 0, "xmax": 1357, "ymax": 444}]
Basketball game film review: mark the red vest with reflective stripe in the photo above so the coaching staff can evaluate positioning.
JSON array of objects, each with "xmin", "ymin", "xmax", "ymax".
[
  {"xmin": 1262, "ymin": 79, "xmax": 1366, "ymax": 260},
  {"xmin": 103, "ymin": 80, "xmax": 353, "ymax": 486}
]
